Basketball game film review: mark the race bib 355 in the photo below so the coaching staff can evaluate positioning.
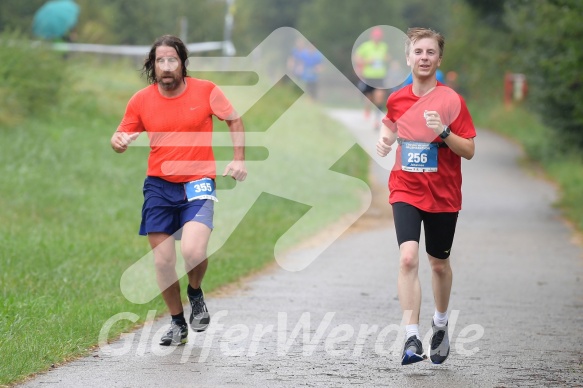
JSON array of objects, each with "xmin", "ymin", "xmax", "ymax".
[{"xmin": 184, "ymin": 178, "xmax": 218, "ymax": 202}]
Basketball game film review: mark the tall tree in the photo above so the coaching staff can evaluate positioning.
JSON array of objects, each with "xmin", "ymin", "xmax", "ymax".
[
  {"xmin": 464, "ymin": 0, "xmax": 507, "ymax": 28},
  {"xmin": 232, "ymin": 0, "xmax": 311, "ymax": 55},
  {"xmin": 0, "ymin": 0, "xmax": 53, "ymax": 35},
  {"xmin": 505, "ymin": 0, "xmax": 583, "ymax": 147}
]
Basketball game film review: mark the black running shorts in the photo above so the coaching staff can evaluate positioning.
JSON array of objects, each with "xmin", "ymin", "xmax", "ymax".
[{"xmin": 392, "ymin": 201, "xmax": 459, "ymax": 259}]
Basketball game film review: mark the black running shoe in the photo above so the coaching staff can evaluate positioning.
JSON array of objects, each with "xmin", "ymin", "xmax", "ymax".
[
  {"xmin": 188, "ymin": 291, "xmax": 210, "ymax": 332},
  {"xmin": 430, "ymin": 320, "xmax": 450, "ymax": 364},
  {"xmin": 401, "ymin": 335, "xmax": 426, "ymax": 365},
  {"xmin": 159, "ymin": 321, "xmax": 188, "ymax": 346}
]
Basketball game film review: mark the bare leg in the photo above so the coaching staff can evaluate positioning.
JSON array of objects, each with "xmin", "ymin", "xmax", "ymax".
[
  {"xmin": 187, "ymin": 259, "xmax": 208, "ymax": 289},
  {"xmin": 397, "ymin": 241, "xmax": 421, "ymax": 324},
  {"xmin": 428, "ymin": 255, "xmax": 452, "ymax": 314},
  {"xmin": 181, "ymin": 221, "xmax": 212, "ymax": 289},
  {"xmin": 363, "ymin": 91, "xmax": 372, "ymax": 118},
  {"xmin": 372, "ymin": 88, "xmax": 386, "ymax": 110},
  {"xmin": 148, "ymin": 232, "xmax": 183, "ymax": 315}
]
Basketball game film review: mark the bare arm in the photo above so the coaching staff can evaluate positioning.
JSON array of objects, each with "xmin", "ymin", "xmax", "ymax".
[
  {"xmin": 222, "ymin": 117, "xmax": 247, "ymax": 181},
  {"xmin": 376, "ymin": 124, "xmax": 398, "ymax": 157},
  {"xmin": 442, "ymin": 134, "xmax": 475, "ymax": 160},
  {"xmin": 424, "ymin": 110, "xmax": 475, "ymax": 160}
]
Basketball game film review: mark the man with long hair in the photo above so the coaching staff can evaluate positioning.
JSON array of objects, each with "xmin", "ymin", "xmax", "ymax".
[{"xmin": 111, "ymin": 35, "xmax": 247, "ymax": 346}]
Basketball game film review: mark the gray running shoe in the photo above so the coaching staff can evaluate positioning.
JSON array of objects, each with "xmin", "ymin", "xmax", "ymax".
[
  {"xmin": 159, "ymin": 321, "xmax": 188, "ymax": 346},
  {"xmin": 401, "ymin": 335, "xmax": 426, "ymax": 365},
  {"xmin": 188, "ymin": 291, "xmax": 210, "ymax": 332},
  {"xmin": 430, "ymin": 320, "xmax": 450, "ymax": 364}
]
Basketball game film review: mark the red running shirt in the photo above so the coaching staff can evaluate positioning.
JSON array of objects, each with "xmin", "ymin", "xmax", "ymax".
[
  {"xmin": 117, "ymin": 77, "xmax": 234, "ymax": 183},
  {"xmin": 382, "ymin": 83, "xmax": 476, "ymax": 212}
]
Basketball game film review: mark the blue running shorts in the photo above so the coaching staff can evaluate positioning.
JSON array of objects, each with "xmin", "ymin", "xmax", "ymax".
[{"xmin": 139, "ymin": 176, "xmax": 214, "ymax": 239}]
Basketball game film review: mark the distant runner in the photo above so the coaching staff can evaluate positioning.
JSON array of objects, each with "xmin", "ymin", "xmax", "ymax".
[{"xmin": 354, "ymin": 26, "xmax": 390, "ymax": 129}]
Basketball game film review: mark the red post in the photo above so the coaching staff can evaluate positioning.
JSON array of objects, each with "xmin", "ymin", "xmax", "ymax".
[{"xmin": 504, "ymin": 73, "xmax": 528, "ymax": 108}]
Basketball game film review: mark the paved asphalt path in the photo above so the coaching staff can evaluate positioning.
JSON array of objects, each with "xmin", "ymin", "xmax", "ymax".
[{"xmin": 19, "ymin": 110, "xmax": 583, "ymax": 387}]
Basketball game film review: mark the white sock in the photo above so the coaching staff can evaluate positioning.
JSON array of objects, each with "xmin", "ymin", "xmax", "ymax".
[
  {"xmin": 405, "ymin": 324, "xmax": 420, "ymax": 340},
  {"xmin": 433, "ymin": 310, "xmax": 448, "ymax": 327}
]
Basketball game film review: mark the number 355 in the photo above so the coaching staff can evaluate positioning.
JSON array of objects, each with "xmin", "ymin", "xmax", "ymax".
[{"xmin": 194, "ymin": 183, "xmax": 213, "ymax": 192}]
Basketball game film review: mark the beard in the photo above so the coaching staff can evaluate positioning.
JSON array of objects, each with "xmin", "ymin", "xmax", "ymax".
[{"xmin": 156, "ymin": 72, "xmax": 182, "ymax": 91}]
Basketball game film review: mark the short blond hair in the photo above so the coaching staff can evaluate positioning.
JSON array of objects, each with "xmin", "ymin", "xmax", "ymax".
[{"xmin": 405, "ymin": 27, "xmax": 445, "ymax": 57}]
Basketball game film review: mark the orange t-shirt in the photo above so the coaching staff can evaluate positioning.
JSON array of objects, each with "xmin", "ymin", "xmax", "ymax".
[{"xmin": 117, "ymin": 77, "xmax": 234, "ymax": 183}]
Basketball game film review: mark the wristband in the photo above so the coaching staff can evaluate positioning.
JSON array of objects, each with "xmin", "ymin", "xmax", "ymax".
[{"xmin": 439, "ymin": 126, "xmax": 451, "ymax": 139}]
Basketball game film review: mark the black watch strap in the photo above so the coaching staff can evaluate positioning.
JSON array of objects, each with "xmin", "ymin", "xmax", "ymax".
[{"xmin": 439, "ymin": 126, "xmax": 451, "ymax": 139}]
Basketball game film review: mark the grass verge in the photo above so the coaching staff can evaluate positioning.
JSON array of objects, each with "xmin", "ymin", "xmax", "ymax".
[{"xmin": 468, "ymin": 99, "xmax": 583, "ymax": 232}]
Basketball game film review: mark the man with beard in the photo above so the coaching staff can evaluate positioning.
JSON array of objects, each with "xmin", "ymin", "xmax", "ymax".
[{"xmin": 111, "ymin": 35, "xmax": 247, "ymax": 346}]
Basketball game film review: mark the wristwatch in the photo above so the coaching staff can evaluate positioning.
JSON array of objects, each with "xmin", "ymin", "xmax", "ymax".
[{"xmin": 439, "ymin": 126, "xmax": 451, "ymax": 139}]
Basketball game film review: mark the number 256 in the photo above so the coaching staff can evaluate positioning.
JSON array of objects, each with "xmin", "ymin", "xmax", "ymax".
[{"xmin": 408, "ymin": 153, "xmax": 428, "ymax": 164}]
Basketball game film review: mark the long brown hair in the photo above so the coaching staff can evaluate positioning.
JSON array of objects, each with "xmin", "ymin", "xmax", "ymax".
[{"xmin": 142, "ymin": 35, "xmax": 189, "ymax": 84}]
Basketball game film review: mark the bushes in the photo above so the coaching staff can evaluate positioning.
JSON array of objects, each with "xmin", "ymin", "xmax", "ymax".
[
  {"xmin": 0, "ymin": 31, "xmax": 67, "ymax": 125},
  {"xmin": 505, "ymin": 0, "xmax": 583, "ymax": 149}
]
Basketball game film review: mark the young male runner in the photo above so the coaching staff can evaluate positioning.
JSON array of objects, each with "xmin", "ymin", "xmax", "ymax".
[{"xmin": 376, "ymin": 27, "xmax": 476, "ymax": 365}]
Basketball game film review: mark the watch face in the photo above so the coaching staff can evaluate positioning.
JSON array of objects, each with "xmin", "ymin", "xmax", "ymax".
[{"xmin": 440, "ymin": 127, "xmax": 450, "ymax": 139}]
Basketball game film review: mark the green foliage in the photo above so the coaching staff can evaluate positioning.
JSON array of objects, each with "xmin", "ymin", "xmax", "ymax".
[
  {"xmin": 504, "ymin": 0, "xmax": 583, "ymax": 148},
  {"xmin": 233, "ymin": 0, "xmax": 312, "ymax": 55},
  {"xmin": 0, "ymin": 31, "xmax": 67, "ymax": 125},
  {"xmin": 464, "ymin": 0, "xmax": 507, "ymax": 29},
  {"xmin": 469, "ymin": 100, "xmax": 558, "ymax": 165},
  {"xmin": 438, "ymin": 2, "xmax": 510, "ymax": 99},
  {"xmin": 463, "ymin": 0, "xmax": 583, "ymax": 222},
  {"xmin": 0, "ymin": 0, "xmax": 45, "ymax": 35},
  {"xmin": 0, "ymin": 56, "xmax": 148, "ymax": 385},
  {"xmin": 548, "ymin": 157, "xmax": 583, "ymax": 232},
  {"xmin": 110, "ymin": 0, "xmax": 225, "ymax": 45},
  {"xmin": 72, "ymin": 0, "xmax": 118, "ymax": 43},
  {"xmin": 2, "ymin": 0, "xmax": 227, "ymax": 46},
  {"xmin": 296, "ymin": 0, "xmax": 400, "ymax": 78},
  {"xmin": 469, "ymin": 99, "xmax": 583, "ymax": 232}
]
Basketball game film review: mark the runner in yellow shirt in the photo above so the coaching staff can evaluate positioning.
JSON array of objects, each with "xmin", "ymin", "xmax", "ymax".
[{"xmin": 354, "ymin": 27, "xmax": 390, "ymax": 128}]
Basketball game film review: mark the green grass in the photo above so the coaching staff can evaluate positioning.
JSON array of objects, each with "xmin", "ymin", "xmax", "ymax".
[
  {"xmin": 469, "ymin": 99, "xmax": 583, "ymax": 232},
  {"xmin": 0, "ymin": 56, "xmax": 369, "ymax": 386}
]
